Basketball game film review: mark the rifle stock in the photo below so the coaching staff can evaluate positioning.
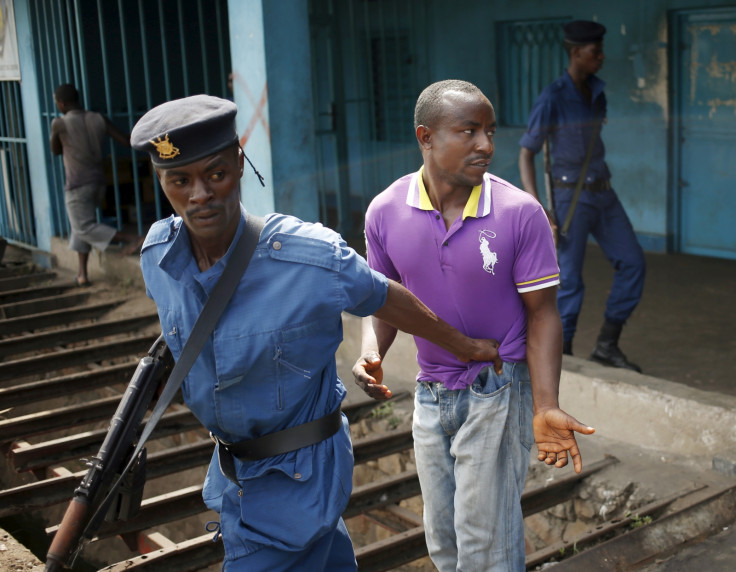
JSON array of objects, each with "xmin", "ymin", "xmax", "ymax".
[{"xmin": 44, "ymin": 335, "xmax": 173, "ymax": 571}]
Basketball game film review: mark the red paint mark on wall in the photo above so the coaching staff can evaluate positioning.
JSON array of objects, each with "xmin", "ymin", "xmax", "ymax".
[{"xmin": 231, "ymin": 72, "xmax": 270, "ymax": 147}]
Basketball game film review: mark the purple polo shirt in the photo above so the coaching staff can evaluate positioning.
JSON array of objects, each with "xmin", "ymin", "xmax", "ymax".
[{"xmin": 365, "ymin": 167, "xmax": 560, "ymax": 390}]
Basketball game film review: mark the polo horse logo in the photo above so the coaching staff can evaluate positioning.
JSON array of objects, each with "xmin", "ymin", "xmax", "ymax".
[{"xmin": 479, "ymin": 230, "xmax": 498, "ymax": 275}]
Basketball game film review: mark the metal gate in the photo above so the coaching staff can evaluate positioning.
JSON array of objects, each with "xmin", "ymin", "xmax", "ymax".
[
  {"xmin": 671, "ymin": 7, "xmax": 736, "ymax": 260},
  {"xmin": 0, "ymin": 81, "xmax": 36, "ymax": 247},
  {"xmin": 309, "ymin": 0, "xmax": 429, "ymax": 238},
  {"xmin": 28, "ymin": 0, "xmax": 231, "ymax": 240}
]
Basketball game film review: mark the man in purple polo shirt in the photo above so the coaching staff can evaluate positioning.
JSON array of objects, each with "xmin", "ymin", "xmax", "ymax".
[{"xmin": 353, "ymin": 80, "xmax": 595, "ymax": 571}]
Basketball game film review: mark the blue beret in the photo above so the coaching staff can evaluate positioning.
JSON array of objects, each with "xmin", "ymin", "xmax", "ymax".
[
  {"xmin": 131, "ymin": 95, "xmax": 238, "ymax": 168},
  {"xmin": 563, "ymin": 20, "xmax": 606, "ymax": 44}
]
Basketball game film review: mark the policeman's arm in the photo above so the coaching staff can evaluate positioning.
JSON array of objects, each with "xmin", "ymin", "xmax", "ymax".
[
  {"xmin": 519, "ymin": 146, "xmax": 541, "ymax": 201},
  {"xmin": 522, "ymin": 286, "xmax": 594, "ymax": 473}
]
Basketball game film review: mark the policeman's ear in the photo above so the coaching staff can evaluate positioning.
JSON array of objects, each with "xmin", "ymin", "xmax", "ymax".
[
  {"xmin": 236, "ymin": 146, "xmax": 245, "ymax": 177},
  {"xmin": 416, "ymin": 125, "xmax": 432, "ymax": 150}
]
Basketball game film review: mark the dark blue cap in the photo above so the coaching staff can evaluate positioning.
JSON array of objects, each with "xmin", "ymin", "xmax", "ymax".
[
  {"xmin": 131, "ymin": 95, "xmax": 238, "ymax": 168},
  {"xmin": 563, "ymin": 20, "xmax": 606, "ymax": 44}
]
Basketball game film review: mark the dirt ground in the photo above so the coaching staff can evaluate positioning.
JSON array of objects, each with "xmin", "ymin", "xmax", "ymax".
[{"xmin": 0, "ymin": 530, "xmax": 43, "ymax": 571}]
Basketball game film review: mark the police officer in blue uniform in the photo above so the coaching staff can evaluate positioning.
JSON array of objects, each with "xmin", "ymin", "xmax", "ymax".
[
  {"xmin": 131, "ymin": 95, "xmax": 501, "ymax": 571},
  {"xmin": 518, "ymin": 20, "xmax": 645, "ymax": 372}
]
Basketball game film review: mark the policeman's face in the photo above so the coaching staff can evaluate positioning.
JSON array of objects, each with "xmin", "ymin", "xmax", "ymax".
[
  {"xmin": 575, "ymin": 42, "xmax": 604, "ymax": 74},
  {"xmin": 156, "ymin": 145, "xmax": 244, "ymax": 245},
  {"xmin": 419, "ymin": 91, "xmax": 496, "ymax": 189}
]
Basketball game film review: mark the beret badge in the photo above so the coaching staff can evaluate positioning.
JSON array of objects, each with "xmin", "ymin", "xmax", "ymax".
[{"xmin": 150, "ymin": 134, "xmax": 180, "ymax": 160}]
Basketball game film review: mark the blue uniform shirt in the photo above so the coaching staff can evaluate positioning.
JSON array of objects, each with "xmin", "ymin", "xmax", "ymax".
[
  {"xmin": 140, "ymin": 206, "xmax": 388, "ymax": 559},
  {"xmin": 520, "ymin": 70, "xmax": 610, "ymax": 184}
]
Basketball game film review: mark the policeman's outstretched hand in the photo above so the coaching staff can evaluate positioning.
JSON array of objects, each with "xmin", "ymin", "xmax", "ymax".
[
  {"xmin": 352, "ymin": 351, "xmax": 392, "ymax": 400},
  {"xmin": 533, "ymin": 407, "xmax": 595, "ymax": 474}
]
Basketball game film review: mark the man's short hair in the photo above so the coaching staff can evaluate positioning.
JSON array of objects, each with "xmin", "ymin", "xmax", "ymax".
[
  {"xmin": 54, "ymin": 84, "xmax": 79, "ymax": 104},
  {"xmin": 414, "ymin": 80, "xmax": 486, "ymax": 130}
]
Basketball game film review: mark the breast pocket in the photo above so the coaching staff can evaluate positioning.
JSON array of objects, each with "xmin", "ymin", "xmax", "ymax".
[{"xmin": 273, "ymin": 320, "xmax": 330, "ymax": 409}]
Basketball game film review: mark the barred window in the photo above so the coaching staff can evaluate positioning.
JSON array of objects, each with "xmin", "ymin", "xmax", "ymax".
[{"xmin": 496, "ymin": 18, "xmax": 569, "ymax": 127}]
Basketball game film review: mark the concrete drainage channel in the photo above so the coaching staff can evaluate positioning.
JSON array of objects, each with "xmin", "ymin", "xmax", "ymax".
[{"xmin": 1, "ymin": 250, "xmax": 735, "ymax": 571}]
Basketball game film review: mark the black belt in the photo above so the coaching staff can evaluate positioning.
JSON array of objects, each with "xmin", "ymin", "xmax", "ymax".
[
  {"xmin": 213, "ymin": 407, "xmax": 343, "ymax": 463},
  {"xmin": 553, "ymin": 178, "xmax": 611, "ymax": 192}
]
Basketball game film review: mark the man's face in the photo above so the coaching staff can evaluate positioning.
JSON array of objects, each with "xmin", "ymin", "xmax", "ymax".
[
  {"xmin": 421, "ymin": 91, "xmax": 496, "ymax": 188},
  {"xmin": 575, "ymin": 42, "xmax": 604, "ymax": 74},
  {"xmin": 156, "ymin": 146, "xmax": 244, "ymax": 244}
]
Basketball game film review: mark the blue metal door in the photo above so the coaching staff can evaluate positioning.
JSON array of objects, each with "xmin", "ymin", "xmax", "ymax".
[{"xmin": 672, "ymin": 8, "xmax": 736, "ymax": 259}]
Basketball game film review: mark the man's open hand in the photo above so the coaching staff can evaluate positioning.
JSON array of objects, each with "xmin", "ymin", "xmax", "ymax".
[
  {"xmin": 533, "ymin": 407, "xmax": 595, "ymax": 473},
  {"xmin": 352, "ymin": 351, "xmax": 392, "ymax": 400}
]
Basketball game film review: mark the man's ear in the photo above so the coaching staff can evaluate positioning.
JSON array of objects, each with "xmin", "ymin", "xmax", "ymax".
[{"xmin": 416, "ymin": 125, "xmax": 432, "ymax": 150}]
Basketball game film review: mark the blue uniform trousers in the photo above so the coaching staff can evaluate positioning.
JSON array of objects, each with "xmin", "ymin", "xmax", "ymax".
[
  {"xmin": 223, "ymin": 517, "xmax": 356, "ymax": 571},
  {"xmin": 554, "ymin": 187, "xmax": 646, "ymax": 342}
]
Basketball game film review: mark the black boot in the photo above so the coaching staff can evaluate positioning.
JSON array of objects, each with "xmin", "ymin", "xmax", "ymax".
[
  {"xmin": 563, "ymin": 340, "xmax": 573, "ymax": 356},
  {"xmin": 590, "ymin": 321, "xmax": 641, "ymax": 373}
]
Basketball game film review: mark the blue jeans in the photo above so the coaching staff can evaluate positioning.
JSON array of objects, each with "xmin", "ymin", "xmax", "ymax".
[
  {"xmin": 554, "ymin": 187, "xmax": 646, "ymax": 342},
  {"xmin": 413, "ymin": 362, "xmax": 533, "ymax": 572}
]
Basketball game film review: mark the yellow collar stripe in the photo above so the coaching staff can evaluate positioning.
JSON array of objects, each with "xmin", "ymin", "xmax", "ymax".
[{"xmin": 414, "ymin": 166, "xmax": 487, "ymax": 218}]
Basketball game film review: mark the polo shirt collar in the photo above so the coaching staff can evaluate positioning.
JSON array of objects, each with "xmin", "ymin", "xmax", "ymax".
[{"xmin": 406, "ymin": 166, "xmax": 492, "ymax": 219}]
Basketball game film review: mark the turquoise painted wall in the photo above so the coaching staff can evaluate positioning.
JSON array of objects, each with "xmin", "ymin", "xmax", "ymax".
[{"xmin": 425, "ymin": 0, "xmax": 736, "ymax": 252}]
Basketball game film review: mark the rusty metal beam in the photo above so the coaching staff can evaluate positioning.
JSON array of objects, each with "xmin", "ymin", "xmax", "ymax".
[
  {"xmin": 100, "ymin": 533, "xmax": 223, "ymax": 571},
  {"xmin": 352, "ymin": 429, "xmax": 413, "ymax": 465},
  {"xmin": 0, "ymin": 334, "xmax": 154, "ymax": 381},
  {"xmin": 355, "ymin": 526, "xmax": 427, "ymax": 572},
  {"xmin": 0, "ymin": 362, "xmax": 135, "ymax": 408},
  {"xmin": 521, "ymin": 456, "xmax": 619, "ymax": 517},
  {"xmin": 0, "ymin": 439, "xmax": 213, "ymax": 517},
  {"xmin": 344, "ymin": 470, "xmax": 421, "ymax": 520},
  {"xmin": 0, "ymin": 298, "xmax": 126, "ymax": 336},
  {"xmin": 0, "ymin": 284, "xmax": 75, "ymax": 305},
  {"xmin": 1, "ymin": 395, "xmax": 126, "ymax": 443},
  {"xmin": 0, "ymin": 290, "xmax": 91, "ymax": 319},
  {"xmin": 0, "ymin": 312, "xmax": 158, "ymax": 358},
  {"xmin": 546, "ymin": 483, "xmax": 736, "ymax": 571},
  {"xmin": 0, "ymin": 262, "xmax": 34, "ymax": 279},
  {"xmin": 0, "ymin": 271, "xmax": 56, "ymax": 291},
  {"xmin": 341, "ymin": 391, "xmax": 411, "ymax": 424},
  {"xmin": 46, "ymin": 485, "xmax": 207, "ymax": 541},
  {"xmin": 11, "ymin": 409, "xmax": 202, "ymax": 472}
]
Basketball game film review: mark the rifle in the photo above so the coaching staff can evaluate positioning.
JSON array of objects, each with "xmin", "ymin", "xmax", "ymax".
[
  {"xmin": 45, "ymin": 335, "xmax": 173, "ymax": 571},
  {"xmin": 542, "ymin": 138, "xmax": 557, "ymax": 245}
]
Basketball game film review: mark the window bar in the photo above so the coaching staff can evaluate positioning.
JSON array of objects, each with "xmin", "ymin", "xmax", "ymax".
[
  {"xmin": 72, "ymin": 0, "xmax": 90, "ymax": 110},
  {"xmin": 137, "ymin": 0, "xmax": 164, "ymax": 222},
  {"xmin": 39, "ymin": 0, "xmax": 67, "ymax": 236},
  {"xmin": 158, "ymin": 0, "xmax": 171, "ymax": 101},
  {"xmin": 215, "ymin": 0, "xmax": 228, "ymax": 97},
  {"xmin": 118, "ymin": 0, "xmax": 144, "ymax": 236},
  {"xmin": 63, "ymin": 0, "xmax": 81, "ymax": 90},
  {"xmin": 362, "ymin": 0, "xmax": 379, "ymax": 209},
  {"xmin": 177, "ymin": 0, "xmax": 190, "ymax": 96},
  {"xmin": 96, "ymin": 0, "xmax": 122, "ymax": 232},
  {"xmin": 197, "ymin": 0, "xmax": 210, "ymax": 94}
]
